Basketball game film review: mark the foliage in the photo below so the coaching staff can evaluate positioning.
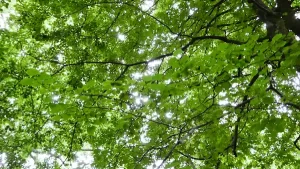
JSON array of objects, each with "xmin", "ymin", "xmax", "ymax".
[{"xmin": 0, "ymin": 0, "xmax": 300, "ymax": 168}]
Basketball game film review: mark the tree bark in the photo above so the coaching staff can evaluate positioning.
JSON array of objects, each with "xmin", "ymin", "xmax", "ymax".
[{"xmin": 248, "ymin": 0, "xmax": 300, "ymax": 38}]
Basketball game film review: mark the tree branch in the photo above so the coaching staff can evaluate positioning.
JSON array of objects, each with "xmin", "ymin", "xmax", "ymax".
[
  {"xmin": 176, "ymin": 150, "xmax": 207, "ymax": 160},
  {"xmin": 294, "ymin": 135, "xmax": 300, "ymax": 151}
]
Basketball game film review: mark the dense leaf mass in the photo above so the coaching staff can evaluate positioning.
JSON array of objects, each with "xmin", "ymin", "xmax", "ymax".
[{"xmin": 0, "ymin": 0, "xmax": 300, "ymax": 168}]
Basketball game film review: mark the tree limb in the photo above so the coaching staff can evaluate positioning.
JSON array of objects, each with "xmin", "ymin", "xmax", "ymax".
[{"xmin": 294, "ymin": 135, "xmax": 300, "ymax": 151}]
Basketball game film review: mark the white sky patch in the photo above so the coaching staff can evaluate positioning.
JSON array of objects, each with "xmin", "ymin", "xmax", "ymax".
[
  {"xmin": 44, "ymin": 121, "xmax": 54, "ymax": 129},
  {"xmin": 164, "ymin": 33, "xmax": 177, "ymax": 40},
  {"xmin": 134, "ymin": 95, "xmax": 149, "ymax": 105},
  {"xmin": 175, "ymin": 53, "xmax": 182, "ymax": 59},
  {"xmin": 148, "ymin": 60, "xmax": 161, "ymax": 67},
  {"xmin": 296, "ymin": 12, "xmax": 300, "ymax": 19},
  {"xmin": 21, "ymin": 147, "xmax": 94, "ymax": 169},
  {"xmin": 132, "ymin": 72, "xmax": 143, "ymax": 80},
  {"xmin": 140, "ymin": 124, "xmax": 151, "ymax": 143},
  {"xmin": 56, "ymin": 53, "xmax": 64, "ymax": 62},
  {"xmin": 141, "ymin": 0, "xmax": 154, "ymax": 11},
  {"xmin": 150, "ymin": 112, "xmax": 159, "ymax": 120},
  {"xmin": 219, "ymin": 98, "xmax": 229, "ymax": 105},
  {"xmin": 219, "ymin": 92, "xmax": 226, "ymax": 97},
  {"xmin": 132, "ymin": 91, "xmax": 139, "ymax": 97},
  {"xmin": 66, "ymin": 16, "xmax": 74, "ymax": 25},
  {"xmin": 73, "ymin": 150, "xmax": 94, "ymax": 168},
  {"xmin": 17, "ymin": 50, "xmax": 26, "ymax": 57},
  {"xmin": 0, "ymin": 153, "xmax": 7, "ymax": 168},
  {"xmin": 277, "ymin": 132, "xmax": 283, "ymax": 138},
  {"xmin": 7, "ymin": 97, "xmax": 15, "ymax": 104},
  {"xmin": 277, "ymin": 104, "xmax": 292, "ymax": 114},
  {"xmin": 189, "ymin": 8, "xmax": 197, "ymax": 15},
  {"xmin": 118, "ymin": 33, "xmax": 126, "ymax": 41},
  {"xmin": 43, "ymin": 16, "xmax": 56, "ymax": 30},
  {"xmin": 219, "ymin": 111, "xmax": 228, "ymax": 124},
  {"xmin": 164, "ymin": 79, "xmax": 171, "ymax": 84},
  {"xmin": 141, "ymin": 96, "xmax": 149, "ymax": 102},
  {"xmin": 24, "ymin": 157, "xmax": 36, "ymax": 169},
  {"xmin": 231, "ymin": 83, "xmax": 238, "ymax": 88},
  {"xmin": 165, "ymin": 112, "xmax": 173, "ymax": 119},
  {"xmin": 179, "ymin": 97, "xmax": 187, "ymax": 104},
  {"xmin": 121, "ymin": 59, "xmax": 126, "ymax": 64},
  {"xmin": 52, "ymin": 95, "xmax": 60, "ymax": 102},
  {"xmin": 0, "ymin": 13, "xmax": 9, "ymax": 29},
  {"xmin": 140, "ymin": 133, "xmax": 151, "ymax": 143},
  {"xmin": 292, "ymin": 73, "xmax": 300, "ymax": 90},
  {"xmin": 147, "ymin": 160, "xmax": 163, "ymax": 169},
  {"xmin": 132, "ymin": 92, "xmax": 148, "ymax": 104},
  {"xmin": 138, "ymin": 49, "xmax": 145, "ymax": 54},
  {"xmin": 135, "ymin": 97, "xmax": 142, "ymax": 105},
  {"xmin": 250, "ymin": 148, "xmax": 256, "ymax": 155},
  {"xmin": 172, "ymin": 2, "xmax": 180, "ymax": 9}
]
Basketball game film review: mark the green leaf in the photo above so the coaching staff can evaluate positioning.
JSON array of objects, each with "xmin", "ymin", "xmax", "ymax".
[
  {"xmin": 173, "ymin": 49, "xmax": 183, "ymax": 56},
  {"xmin": 94, "ymin": 118, "xmax": 106, "ymax": 125},
  {"xmin": 165, "ymin": 161, "xmax": 181, "ymax": 168},
  {"xmin": 37, "ymin": 72, "xmax": 53, "ymax": 84},
  {"xmin": 143, "ymin": 76, "xmax": 153, "ymax": 82},
  {"xmin": 119, "ymin": 92, "xmax": 129, "ymax": 100},
  {"xmin": 222, "ymin": 82, "xmax": 231, "ymax": 89},
  {"xmin": 262, "ymin": 96, "xmax": 273, "ymax": 104},
  {"xmin": 152, "ymin": 74, "xmax": 164, "ymax": 81},
  {"xmin": 20, "ymin": 78, "xmax": 33, "ymax": 85},
  {"xmin": 168, "ymin": 58, "xmax": 180, "ymax": 68},
  {"xmin": 148, "ymin": 84, "xmax": 165, "ymax": 91},
  {"xmin": 102, "ymin": 80, "xmax": 112, "ymax": 89},
  {"xmin": 272, "ymin": 34, "xmax": 283, "ymax": 43},
  {"xmin": 61, "ymin": 113, "xmax": 70, "ymax": 120},
  {"xmin": 52, "ymin": 115, "xmax": 61, "ymax": 121},
  {"xmin": 50, "ymin": 103, "xmax": 66, "ymax": 113},
  {"xmin": 26, "ymin": 68, "xmax": 40, "ymax": 76},
  {"xmin": 111, "ymin": 81, "xmax": 122, "ymax": 86},
  {"xmin": 20, "ymin": 78, "xmax": 40, "ymax": 87},
  {"xmin": 87, "ymin": 126, "xmax": 96, "ymax": 135},
  {"xmin": 83, "ymin": 80, "xmax": 96, "ymax": 90}
]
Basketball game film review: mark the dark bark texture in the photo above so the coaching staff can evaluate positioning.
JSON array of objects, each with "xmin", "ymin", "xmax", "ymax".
[
  {"xmin": 248, "ymin": 0, "xmax": 300, "ymax": 38},
  {"xmin": 248, "ymin": 0, "xmax": 300, "ymax": 71}
]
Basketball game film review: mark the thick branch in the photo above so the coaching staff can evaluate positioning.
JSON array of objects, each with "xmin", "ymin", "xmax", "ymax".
[
  {"xmin": 49, "ymin": 35, "xmax": 243, "ymax": 76},
  {"xmin": 248, "ymin": 0, "xmax": 300, "ymax": 37},
  {"xmin": 268, "ymin": 84, "xmax": 300, "ymax": 111},
  {"xmin": 176, "ymin": 150, "xmax": 207, "ymax": 160},
  {"xmin": 294, "ymin": 135, "xmax": 300, "ymax": 151},
  {"xmin": 276, "ymin": 0, "xmax": 300, "ymax": 36}
]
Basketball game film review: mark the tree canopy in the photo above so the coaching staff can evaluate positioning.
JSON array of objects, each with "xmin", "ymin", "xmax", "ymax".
[{"xmin": 0, "ymin": 0, "xmax": 300, "ymax": 168}]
